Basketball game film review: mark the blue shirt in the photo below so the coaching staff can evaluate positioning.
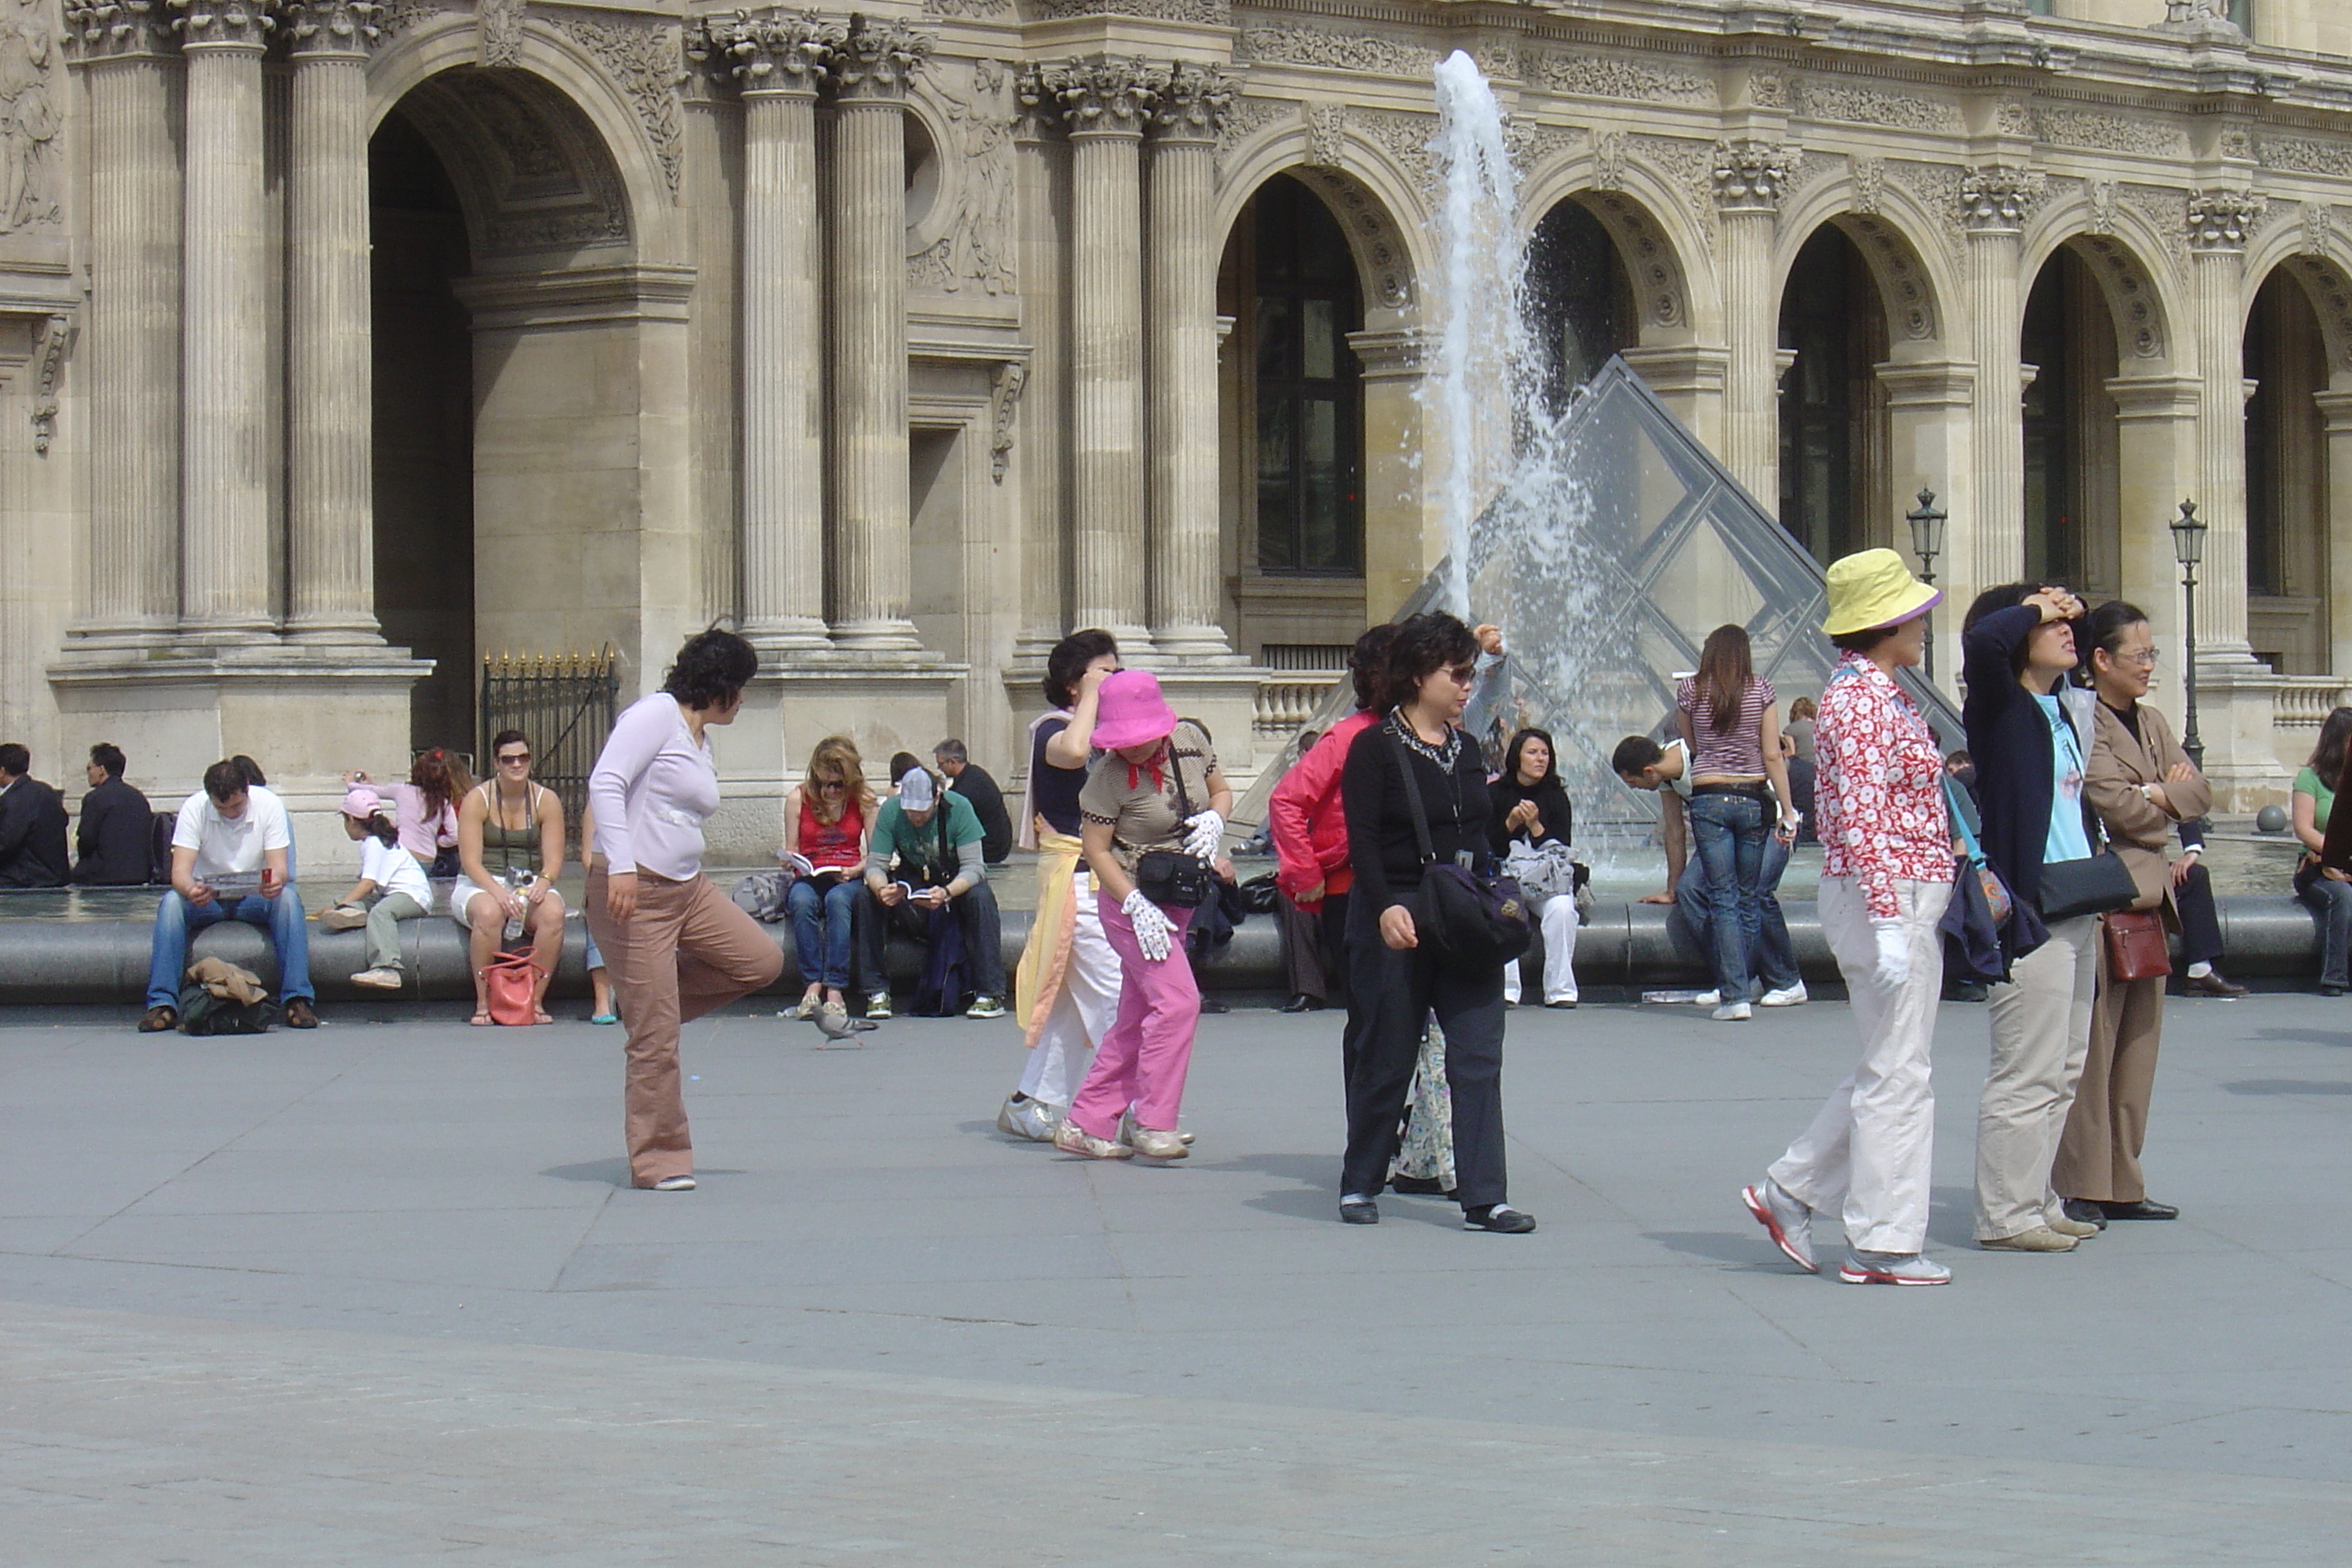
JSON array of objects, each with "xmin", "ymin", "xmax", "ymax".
[{"xmin": 2034, "ymin": 694, "xmax": 2092, "ymax": 866}]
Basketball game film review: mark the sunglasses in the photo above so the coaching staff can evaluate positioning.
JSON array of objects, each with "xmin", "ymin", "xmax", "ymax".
[
  {"xmin": 497, "ymin": 752, "xmax": 531, "ymax": 765},
  {"xmin": 815, "ymin": 779, "xmax": 846, "ymax": 791}
]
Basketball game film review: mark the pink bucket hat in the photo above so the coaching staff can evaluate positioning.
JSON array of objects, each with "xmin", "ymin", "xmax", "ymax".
[
  {"xmin": 339, "ymin": 784, "xmax": 384, "ymax": 820},
  {"xmin": 1090, "ymin": 670, "xmax": 1179, "ymax": 750}
]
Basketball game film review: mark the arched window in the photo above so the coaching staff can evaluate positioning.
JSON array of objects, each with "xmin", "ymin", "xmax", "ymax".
[
  {"xmin": 1776, "ymin": 225, "xmax": 1886, "ymax": 566},
  {"xmin": 1524, "ymin": 199, "xmax": 1635, "ymax": 422},
  {"xmin": 2020, "ymin": 245, "xmax": 2120, "ymax": 598},
  {"xmin": 1241, "ymin": 174, "xmax": 1363, "ymax": 574}
]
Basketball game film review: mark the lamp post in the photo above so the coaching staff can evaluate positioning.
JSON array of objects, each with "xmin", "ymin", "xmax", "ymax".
[
  {"xmin": 1905, "ymin": 487, "xmax": 1947, "ymax": 681},
  {"xmin": 2170, "ymin": 498, "xmax": 2208, "ymax": 769}
]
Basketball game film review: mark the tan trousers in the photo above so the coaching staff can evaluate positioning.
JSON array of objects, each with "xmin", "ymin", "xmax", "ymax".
[
  {"xmin": 2053, "ymin": 934, "xmax": 2164, "ymax": 1204},
  {"xmin": 1976, "ymin": 915, "xmax": 2097, "ymax": 1241},
  {"xmin": 585, "ymin": 867, "xmax": 784, "ymax": 1187}
]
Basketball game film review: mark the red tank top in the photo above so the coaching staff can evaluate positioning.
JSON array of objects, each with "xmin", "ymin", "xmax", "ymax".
[{"xmin": 798, "ymin": 792, "xmax": 864, "ymax": 871}]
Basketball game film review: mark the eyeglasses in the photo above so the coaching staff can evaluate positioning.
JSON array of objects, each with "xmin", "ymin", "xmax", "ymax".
[
  {"xmin": 2113, "ymin": 647, "xmax": 2161, "ymax": 668},
  {"xmin": 1442, "ymin": 664, "xmax": 1479, "ymax": 686},
  {"xmin": 496, "ymin": 752, "xmax": 531, "ymax": 766}
]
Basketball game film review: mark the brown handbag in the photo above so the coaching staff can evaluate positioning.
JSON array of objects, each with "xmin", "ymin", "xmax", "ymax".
[{"xmin": 2102, "ymin": 909, "xmax": 2171, "ymax": 982}]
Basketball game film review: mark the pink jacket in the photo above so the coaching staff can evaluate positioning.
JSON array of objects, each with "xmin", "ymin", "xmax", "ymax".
[{"xmin": 1268, "ymin": 710, "xmax": 1377, "ymax": 906}]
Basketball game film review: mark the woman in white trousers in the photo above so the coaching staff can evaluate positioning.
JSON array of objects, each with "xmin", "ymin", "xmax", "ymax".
[{"xmin": 1743, "ymin": 549, "xmax": 1955, "ymax": 1286}]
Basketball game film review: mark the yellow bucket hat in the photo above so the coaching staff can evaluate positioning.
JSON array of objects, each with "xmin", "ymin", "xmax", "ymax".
[{"xmin": 1821, "ymin": 547, "xmax": 1940, "ymax": 636}]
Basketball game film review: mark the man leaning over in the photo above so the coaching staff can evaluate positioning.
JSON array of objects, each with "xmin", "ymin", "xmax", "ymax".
[{"xmin": 140, "ymin": 760, "xmax": 317, "ymax": 1032}]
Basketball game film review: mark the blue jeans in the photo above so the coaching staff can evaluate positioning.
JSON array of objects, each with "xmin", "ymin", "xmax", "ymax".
[
  {"xmin": 1672, "ymin": 827, "xmax": 1798, "ymax": 993},
  {"xmin": 788, "ymin": 876, "xmax": 860, "ymax": 990},
  {"xmin": 2296, "ymin": 860, "xmax": 2352, "ymax": 990},
  {"xmin": 1686, "ymin": 792, "xmax": 1769, "ymax": 1004},
  {"xmin": 146, "ymin": 887, "xmax": 314, "ymax": 1009}
]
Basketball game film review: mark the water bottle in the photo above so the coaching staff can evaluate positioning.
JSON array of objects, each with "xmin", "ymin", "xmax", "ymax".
[{"xmin": 503, "ymin": 869, "xmax": 526, "ymax": 944}]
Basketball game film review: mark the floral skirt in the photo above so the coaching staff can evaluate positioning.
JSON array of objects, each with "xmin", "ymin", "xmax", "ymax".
[{"xmin": 1390, "ymin": 1017, "xmax": 1456, "ymax": 1188}]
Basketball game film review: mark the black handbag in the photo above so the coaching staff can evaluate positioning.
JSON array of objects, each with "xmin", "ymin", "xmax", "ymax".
[
  {"xmin": 2036, "ymin": 850, "xmax": 2140, "ymax": 922},
  {"xmin": 1388, "ymin": 728, "xmax": 1532, "ymax": 967},
  {"xmin": 1129, "ymin": 739, "xmax": 1215, "ymax": 909}
]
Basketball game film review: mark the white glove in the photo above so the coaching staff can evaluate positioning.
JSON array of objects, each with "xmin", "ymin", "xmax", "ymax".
[
  {"xmin": 1870, "ymin": 917, "xmax": 1910, "ymax": 988},
  {"xmin": 1122, "ymin": 888, "xmax": 1175, "ymax": 963},
  {"xmin": 1182, "ymin": 809, "xmax": 1225, "ymax": 861}
]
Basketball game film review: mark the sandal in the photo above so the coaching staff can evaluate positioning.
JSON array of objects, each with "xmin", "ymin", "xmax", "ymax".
[
  {"xmin": 534, "ymin": 1009, "xmax": 554, "ymax": 1025},
  {"xmin": 469, "ymin": 1008, "xmax": 493, "ymax": 1026},
  {"xmin": 589, "ymin": 1012, "xmax": 620, "ymax": 1026}
]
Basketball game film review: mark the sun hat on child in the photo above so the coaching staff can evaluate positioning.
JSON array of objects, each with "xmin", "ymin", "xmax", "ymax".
[
  {"xmin": 339, "ymin": 785, "xmax": 384, "ymax": 820},
  {"xmin": 1822, "ymin": 547, "xmax": 1941, "ymax": 636},
  {"xmin": 1090, "ymin": 670, "xmax": 1180, "ymax": 751}
]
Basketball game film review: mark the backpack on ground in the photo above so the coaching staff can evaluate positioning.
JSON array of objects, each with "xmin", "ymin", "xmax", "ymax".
[{"xmin": 178, "ymin": 983, "xmax": 275, "ymax": 1035}]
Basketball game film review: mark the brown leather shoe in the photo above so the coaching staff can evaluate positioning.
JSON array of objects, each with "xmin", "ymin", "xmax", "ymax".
[
  {"xmin": 283, "ymin": 997, "xmax": 318, "ymax": 1029},
  {"xmin": 138, "ymin": 1005, "xmax": 177, "ymax": 1033},
  {"xmin": 2181, "ymin": 969, "xmax": 2249, "ymax": 999}
]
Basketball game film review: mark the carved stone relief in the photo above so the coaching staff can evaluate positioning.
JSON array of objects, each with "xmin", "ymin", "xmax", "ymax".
[
  {"xmin": 1529, "ymin": 51, "xmax": 1711, "ymax": 106},
  {"xmin": 1792, "ymin": 79, "xmax": 1960, "ymax": 134},
  {"xmin": 477, "ymin": 0, "xmax": 523, "ymax": 68},
  {"xmin": 1592, "ymin": 132, "xmax": 1626, "ymax": 191},
  {"xmin": 2076, "ymin": 233, "xmax": 2166, "ymax": 359},
  {"xmin": 1030, "ymin": 0, "xmax": 1229, "ymax": 22},
  {"xmin": 1303, "ymin": 101, "xmax": 1347, "ymax": 171},
  {"xmin": 2118, "ymin": 185, "xmax": 2190, "ymax": 267},
  {"xmin": 0, "ymin": 0, "xmax": 62, "ymax": 233},
  {"xmin": 924, "ymin": 0, "xmax": 1010, "ymax": 15},
  {"xmin": 687, "ymin": 10, "xmax": 840, "ymax": 95},
  {"xmin": 1349, "ymin": 106, "xmax": 1436, "ymax": 199},
  {"xmin": 1022, "ymin": 55, "xmax": 1164, "ymax": 136},
  {"xmin": 2304, "ymin": 201, "xmax": 2339, "ymax": 260},
  {"xmin": 1237, "ymin": 26, "xmax": 1432, "ymax": 80},
  {"xmin": 2036, "ymin": 107, "xmax": 2188, "ymax": 160},
  {"xmin": 1583, "ymin": 190, "xmax": 1684, "ymax": 331},
  {"xmin": 2087, "ymin": 178, "xmax": 2119, "ymax": 236},
  {"xmin": 1890, "ymin": 160, "xmax": 1969, "ymax": 265},
  {"xmin": 1849, "ymin": 155, "xmax": 1885, "ymax": 217},
  {"xmin": 64, "ymin": 0, "xmax": 172, "ymax": 56},
  {"xmin": 555, "ymin": 13, "xmax": 685, "ymax": 199},
  {"xmin": 2186, "ymin": 189, "xmax": 2263, "ymax": 250},
  {"xmin": 31, "ymin": 309, "xmax": 68, "ymax": 453},
  {"xmin": 1711, "ymin": 139, "xmax": 1789, "ymax": 211},
  {"xmin": 988, "ymin": 358, "xmax": 1024, "ymax": 482},
  {"xmin": 1212, "ymin": 95, "xmax": 1291, "ymax": 178},
  {"xmin": 1298, "ymin": 165, "xmax": 1411, "ymax": 309},
  {"xmin": 911, "ymin": 59, "xmax": 1017, "ymax": 296},
  {"xmin": 2283, "ymin": 254, "xmax": 2352, "ymax": 372},
  {"xmin": 1957, "ymin": 164, "xmax": 2039, "ymax": 231},
  {"xmin": 2259, "ymin": 137, "xmax": 2352, "ymax": 180},
  {"xmin": 1846, "ymin": 215, "xmax": 1936, "ymax": 341},
  {"xmin": 1635, "ymin": 134, "xmax": 1717, "ymax": 250},
  {"xmin": 1504, "ymin": 121, "xmax": 1583, "ymax": 181},
  {"xmin": 397, "ymin": 65, "xmax": 632, "ymax": 254}
]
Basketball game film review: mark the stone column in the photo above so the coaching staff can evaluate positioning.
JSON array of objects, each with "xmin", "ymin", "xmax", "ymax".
[
  {"xmin": 1960, "ymin": 166, "xmax": 2031, "ymax": 598},
  {"xmin": 284, "ymin": 0, "xmax": 381, "ymax": 644},
  {"xmin": 2188, "ymin": 191, "xmax": 2263, "ymax": 656},
  {"xmin": 697, "ymin": 12, "xmax": 838, "ymax": 652},
  {"xmin": 1350, "ymin": 325, "xmax": 1439, "ymax": 622},
  {"xmin": 826, "ymin": 18, "xmax": 929, "ymax": 652},
  {"xmin": 173, "ymin": 0, "xmax": 277, "ymax": 641},
  {"xmin": 1035, "ymin": 57, "xmax": 1163, "ymax": 653},
  {"xmin": 64, "ymin": 3, "xmax": 181, "ymax": 645},
  {"xmin": 1145, "ymin": 64, "xmax": 1234, "ymax": 661},
  {"xmin": 2316, "ymin": 389, "xmax": 2352, "ymax": 680},
  {"xmin": 1711, "ymin": 140, "xmax": 1787, "ymax": 505}
]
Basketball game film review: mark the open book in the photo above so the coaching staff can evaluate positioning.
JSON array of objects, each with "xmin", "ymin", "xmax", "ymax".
[{"xmin": 780, "ymin": 852, "xmax": 854, "ymax": 883}]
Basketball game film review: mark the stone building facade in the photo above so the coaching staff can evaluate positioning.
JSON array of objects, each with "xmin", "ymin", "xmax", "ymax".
[{"xmin": 4, "ymin": 0, "xmax": 2352, "ymax": 858}]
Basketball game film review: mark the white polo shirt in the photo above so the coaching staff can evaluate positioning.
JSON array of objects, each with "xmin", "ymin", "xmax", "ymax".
[{"xmin": 172, "ymin": 789, "xmax": 292, "ymax": 883}]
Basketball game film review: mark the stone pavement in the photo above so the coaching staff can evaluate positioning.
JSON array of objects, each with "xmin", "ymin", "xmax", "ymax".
[{"xmin": 5, "ymin": 993, "xmax": 2350, "ymax": 1563}]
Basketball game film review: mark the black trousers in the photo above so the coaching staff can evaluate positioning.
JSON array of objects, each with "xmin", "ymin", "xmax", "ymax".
[
  {"xmin": 2174, "ymin": 858, "xmax": 2224, "ymax": 970},
  {"xmin": 1321, "ymin": 890, "xmax": 1361, "ymax": 1086},
  {"xmin": 858, "ymin": 878, "xmax": 1007, "ymax": 998},
  {"xmin": 1340, "ymin": 893, "xmax": 1508, "ymax": 1209},
  {"xmin": 1279, "ymin": 892, "xmax": 1328, "ymax": 1002}
]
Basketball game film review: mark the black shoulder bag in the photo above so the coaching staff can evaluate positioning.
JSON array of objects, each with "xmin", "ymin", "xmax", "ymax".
[
  {"xmin": 1387, "ymin": 727, "xmax": 1533, "ymax": 967},
  {"xmin": 1132, "ymin": 739, "xmax": 1216, "ymax": 909}
]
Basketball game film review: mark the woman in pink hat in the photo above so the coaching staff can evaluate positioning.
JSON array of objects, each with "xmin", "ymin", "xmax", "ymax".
[{"xmin": 1057, "ymin": 670, "xmax": 1233, "ymax": 1161}]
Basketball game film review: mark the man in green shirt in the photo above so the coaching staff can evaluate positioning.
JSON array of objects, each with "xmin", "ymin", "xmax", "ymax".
[{"xmin": 861, "ymin": 765, "xmax": 1005, "ymax": 1019}]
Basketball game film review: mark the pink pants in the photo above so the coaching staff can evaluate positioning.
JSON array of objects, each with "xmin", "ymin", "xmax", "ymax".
[{"xmin": 1068, "ymin": 894, "xmax": 1199, "ymax": 1140}]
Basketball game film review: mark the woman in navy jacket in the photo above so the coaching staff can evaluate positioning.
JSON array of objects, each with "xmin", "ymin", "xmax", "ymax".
[{"xmin": 1959, "ymin": 583, "xmax": 2104, "ymax": 1257}]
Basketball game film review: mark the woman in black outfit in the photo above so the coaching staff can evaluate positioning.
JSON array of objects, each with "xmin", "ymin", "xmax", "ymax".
[
  {"xmin": 1489, "ymin": 727, "xmax": 1581, "ymax": 1008},
  {"xmin": 1338, "ymin": 612, "xmax": 1535, "ymax": 1234}
]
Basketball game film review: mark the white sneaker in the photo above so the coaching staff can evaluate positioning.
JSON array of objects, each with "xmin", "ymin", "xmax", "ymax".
[
  {"xmin": 1839, "ymin": 1250, "xmax": 1951, "ymax": 1286},
  {"xmin": 1710, "ymin": 1002, "xmax": 1752, "ymax": 1021},
  {"xmin": 348, "ymin": 967, "xmax": 403, "ymax": 990},
  {"xmin": 1741, "ymin": 1180, "xmax": 1816, "ymax": 1272},
  {"xmin": 1694, "ymin": 989, "xmax": 1720, "ymax": 1006},
  {"xmin": 995, "ymin": 1094, "xmax": 1057, "ymax": 1142},
  {"xmin": 651, "ymin": 1175, "xmax": 696, "ymax": 1191},
  {"xmin": 1759, "ymin": 983, "xmax": 1808, "ymax": 1007}
]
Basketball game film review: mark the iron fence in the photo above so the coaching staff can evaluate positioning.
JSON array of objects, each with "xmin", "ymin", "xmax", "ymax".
[{"xmin": 479, "ymin": 647, "xmax": 620, "ymax": 822}]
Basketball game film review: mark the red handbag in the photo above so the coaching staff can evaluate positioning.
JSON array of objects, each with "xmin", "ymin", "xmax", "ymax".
[
  {"xmin": 483, "ymin": 951, "xmax": 544, "ymax": 1025},
  {"xmin": 2102, "ymin": 909, "xmax": 2171, "ymax": 982}
]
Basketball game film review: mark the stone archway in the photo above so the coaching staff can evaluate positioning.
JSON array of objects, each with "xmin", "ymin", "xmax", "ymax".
[{"xmin": 368, "ymin": 60, "xmax": 691, "ymax": 752}]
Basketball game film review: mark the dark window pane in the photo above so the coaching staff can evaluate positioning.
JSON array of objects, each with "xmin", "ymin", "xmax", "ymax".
[
  {"xmin": 1303, "ymin": 299, "xmax": 1338, "ymax": 381},
  {"xmin": 1301, "ymin": 400, "xmax": 1343, "ymax": 568},
  {"xmin": 1257, "ymin": 296, "xmax": 1295, "ymax": 381},
  {"xmin": 1258, "ymin": 397, "xmax": 1297, "ymax": 570}
]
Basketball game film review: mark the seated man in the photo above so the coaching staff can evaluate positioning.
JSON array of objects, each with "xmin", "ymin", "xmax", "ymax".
[
  {"xmin": 935, "ymin": 738, "xmax": 1013, "ymax": 866},
  {"xmin": 861, "ymin": 765, "xmax": 1005, "ymax": 1020},
  {"xmin": 73, "ymin": 742, "xmax": 156, "ymax": 886},
  {"xmin": 141, "ymin": 759, "xmax": 317, "ymax": 1033},
  {"xmin": 2169, "ymin": 816, "xmax": 2247, "ymax": 998},
  {"xmin": 1612, "ymin": 732, "xmax": 1806, "ymax": 1007},
  {"xmin": 0, "ymin": 741, "xmax": 71, "ymax": 888}
]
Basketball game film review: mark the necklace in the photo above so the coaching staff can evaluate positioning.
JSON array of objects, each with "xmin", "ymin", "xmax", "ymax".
[{"xmin": 1390, "ymin": 710, "xmax": 1461, "ymax": 771}]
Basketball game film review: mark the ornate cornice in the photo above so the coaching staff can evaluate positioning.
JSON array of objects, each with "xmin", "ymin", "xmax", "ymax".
[
  {"xmin": 169, "ymin": 0, "xmax": 278, "ymax": 48},
  {"xmin": 285, "ymin": 0, "xmax": 380, "ymax": 57},
  {"xmin": 829, "ymin": 15, "xmax": 929, "ymax": 103},
  {"xmin": 2187, "ymin": 189, "xmax": 2263, "ymax": 250},
  {"xmin": 1957, "ymin": 163, "xmax": 2038, "ymax": 232},
  {"xmin": 1149, "ymin": 62, "xmax": 1233, "ymax": 144},
  {"xmin": 689, "ymin": 9, "xmax": 841, "ymax": 98},
  {"xmin": 1022, "ymin": 56, "xmax": 1167, "ymax": 138},
  {"xmin": 64, "ymin": 0, "xmax": 176, "ymax": 59},
  {"xmin": 1710, "ymin": 138, "xmax": 1788, "ymax": 213}
]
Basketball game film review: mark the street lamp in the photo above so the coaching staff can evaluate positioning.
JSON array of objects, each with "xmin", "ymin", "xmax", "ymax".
[
  {"xmin": 1906, "ymin": 487, "xmax": 1948, "ymax": 681},
  {"xmin": 2170, "ymin": 498, "xmax": 2209, "ymax": 769}
]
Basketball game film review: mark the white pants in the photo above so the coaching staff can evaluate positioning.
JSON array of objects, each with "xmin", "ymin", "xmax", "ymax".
[
  {"xmin": 1502, "ymin": 892, "xmax": 1579, "ymax": 1004},
  {"xmin": 1769, "ymin": 875, "xmax": 1950, "ymax": 1255},
  {"xmin": 1977, "ymin": 914, "xmax": 2098, "ymax": 1240},
  {"xmin": 1018, "ymin": 869, "xmax": 1122, "ymax": 1109}
]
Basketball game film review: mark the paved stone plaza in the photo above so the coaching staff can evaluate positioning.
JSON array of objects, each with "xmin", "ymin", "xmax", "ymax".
[{"xmin": 5, "ymin": 993, "xmax": 2350, "ymax": 1564}]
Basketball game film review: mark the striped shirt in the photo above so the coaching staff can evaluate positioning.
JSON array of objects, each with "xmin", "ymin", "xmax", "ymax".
[{"xmin": 1676, "ymin": 673, "xmax": 1776, "ymax": 777}]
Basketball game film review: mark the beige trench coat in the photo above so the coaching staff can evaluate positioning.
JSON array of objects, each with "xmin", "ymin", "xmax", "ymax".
[{"xmin": 2082, "ymin": 699, "xmax": 2210, "ymax": 918}]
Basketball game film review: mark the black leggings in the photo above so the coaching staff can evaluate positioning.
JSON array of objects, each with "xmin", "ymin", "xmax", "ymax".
[{"xmin": 1339, "ymin": 894, "xmax": 1508, "ymax": 1209}]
